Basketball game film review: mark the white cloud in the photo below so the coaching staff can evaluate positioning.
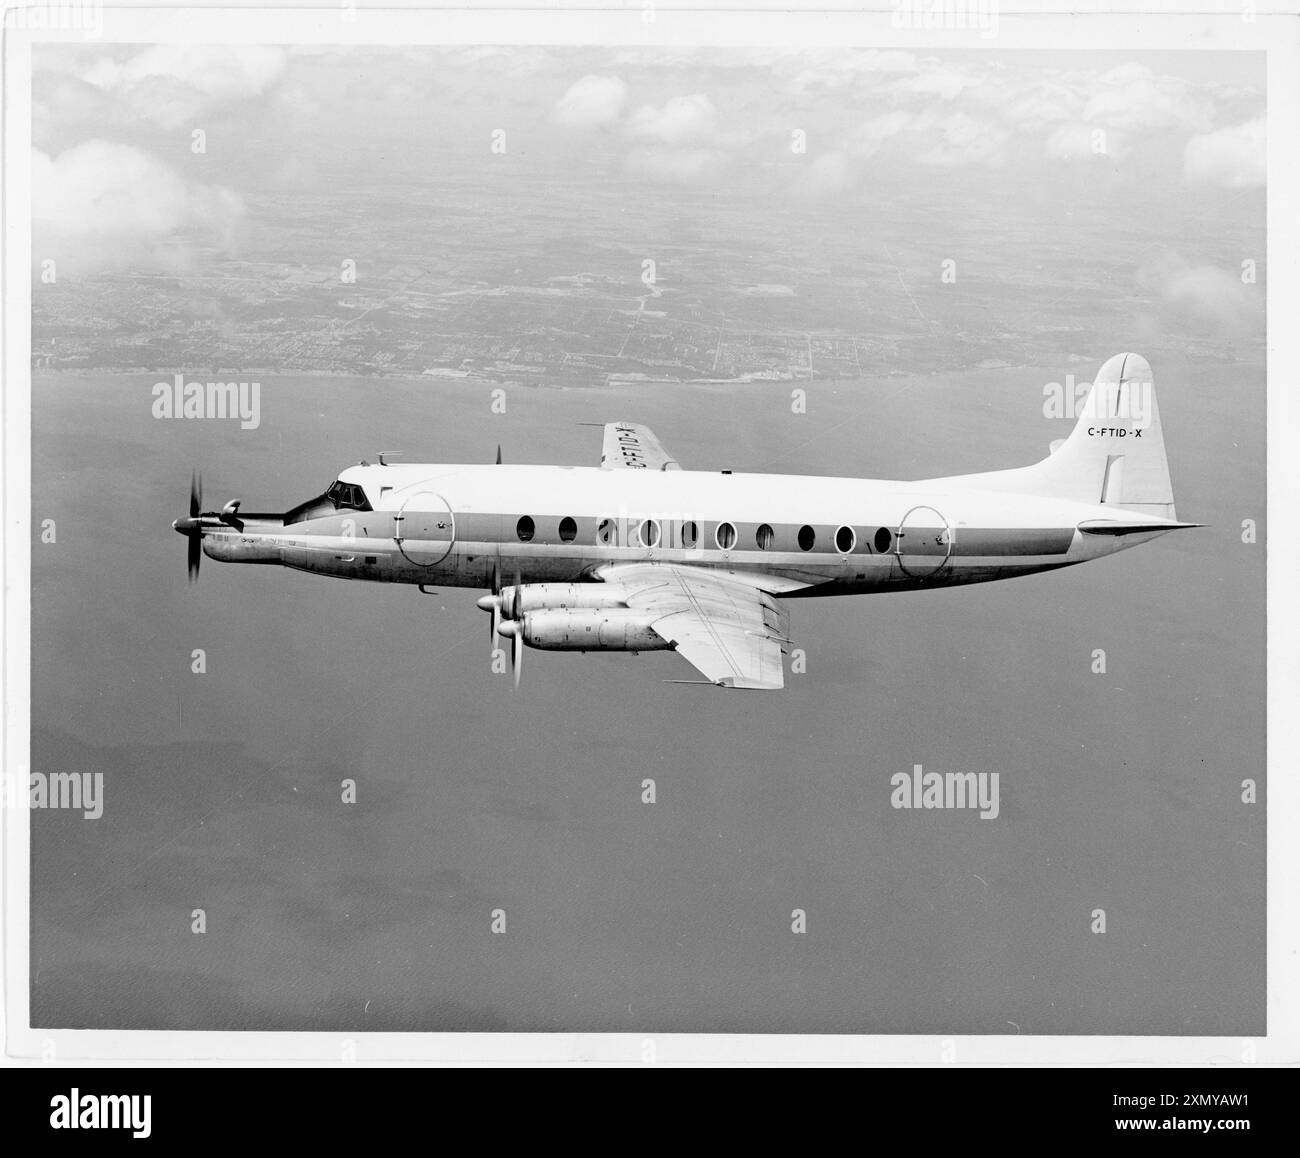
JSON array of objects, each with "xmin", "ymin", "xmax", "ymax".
[
  {"xmin": 849, "ymin": 108, "xmax": 1006, "ymax": 167},
  {"xmin": 551, "ymin": 74, "xmax": 627, "ymax": 128},
  {"xmin": 917, "ymin": 112, "xmax": 1009, "ymax": 166},
  {"xmin": 626, "ymin": 93, "xmax": 719, "ymax": 145},
  {"xmin": 1082, "ymin": 63, "xmax": 1213, "ymax": 132},
  {"xmin": 785, "ymin": 49, "xmax": 918, "ymax": 95},
  {"xmin": 33, "ymin": 140, "xmax": 242, "ymax": 274},
  {"xmin": 80, "ymin": 45, "xmax": 287, "ymax": 129},
  {"xmin": 1183, "ymin": 118, "xmax": 1264, "ymax": 188},
  {"xmin": 850, "ymin": 109, "xmax": 927, "ymax": 159},
  {"xmin": 884, "ymin": 63, "xmax": 973, "ymax": 102},
  {"xmin": 1137, "ymin": 253, "xmax": 1258, "ymax": 333}
]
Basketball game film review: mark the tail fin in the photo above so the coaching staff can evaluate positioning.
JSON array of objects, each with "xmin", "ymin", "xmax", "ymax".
[{"xmin": 1020, "ymin": 352, "xmax": 1176, "ymax": 519}]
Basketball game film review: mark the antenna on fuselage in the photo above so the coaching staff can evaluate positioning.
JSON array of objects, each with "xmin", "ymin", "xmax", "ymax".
[
  {"xmin": 495, "ymin": 444, "xmax": 502, "ymax": 465},
  {"xmin": 377, "ymin": 452, "xmax": 403, "ymax": 466}
]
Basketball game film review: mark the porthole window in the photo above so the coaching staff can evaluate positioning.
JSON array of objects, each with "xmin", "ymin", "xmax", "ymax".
[
  {"xmin": 874, "ymin": 526, "xmax": 892, "ymax": 553},
  {"xmin": 716, "ymin": 521, "xmax": 737, "ymax": 550},
  {"xmin": 797, "ymin": 524, "xmax": 816, "ymax": 551},
  {"xmin": 517, "ymin": 515, "xmax": 535, "ymax": 542},
  {"xmin": 756, "ymin": 523, "xmax": 775, "ymax": 550},
  {"xmin": 639, "ymin": 518, "xmax": 660, "ymax": 548},
  {"xmin": 681, "ymin": 521, "xmax": 699, "ymax": 549},
  {"xmin": 835, "ymin": 525, "xmax": 855, "ymax": 553},
  {"xmin": 559, "ymin": 516, "xmax": 577, "ymax": 542},
  {"xmin": 596, "ymin": 517, "xmax": 615, "ymax": 546}
]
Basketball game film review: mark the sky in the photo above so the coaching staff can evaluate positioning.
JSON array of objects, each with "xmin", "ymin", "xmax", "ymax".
[
  {"xmin": 32, "ymin": 45, "xmax": 1265, "ymax": 278},
  {"xmin": 27, "ymin": 44, "xmax": 1265, "ymax": 1036}
]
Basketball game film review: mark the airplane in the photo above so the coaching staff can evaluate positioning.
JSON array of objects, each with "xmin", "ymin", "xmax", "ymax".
[{"xmin": 173, "ymin": 352, "xmax": 1198, "ymax": 690}]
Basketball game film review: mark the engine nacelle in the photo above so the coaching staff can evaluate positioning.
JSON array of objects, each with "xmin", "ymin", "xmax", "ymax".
[
  {"xmin": 499, "ymin": 582, "xmax": 630, "ymax": 615},
  {"xmin": 518, "ymin": 608, "xmax": 672, "ymax": 652}
]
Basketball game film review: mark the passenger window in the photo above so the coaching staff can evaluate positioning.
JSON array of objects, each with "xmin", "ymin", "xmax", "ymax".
[
  {"xmin": 797, "ymin": 524, "xmax": 816, "ymax": 551},
  {"xmin": 517, "ymin": 515, "xmax": 535, "ymax": 542},
  {"xmin": 559, "ymin": 516, "xmax": 577, "ymax": 542},
  {"xmin": 756, "ymin": 524, "xmax": 774, "ymax": 550},
  {"xmin": 681, "ymin": 521, "xmax": 699, "ymax": 549},
  {"xmin": 835, "ymin": 525, "xmax": 855, "ymax": 553},
  {"xmin": 596, "ymin": 518, "xmax": 615, "ymax": 546},
  {"xmin": 716, "ymin": 522, "xmax": 736, "ymax": 550},
  {"xmin": 639, "ymin": 519, "xmax": 660, "ymax": 548},
  {"xmin": 874, "ymin": 526, "xmax": 892, "ymax": 553}
]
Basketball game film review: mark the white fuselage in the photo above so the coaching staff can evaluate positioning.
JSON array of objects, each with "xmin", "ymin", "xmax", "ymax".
[{"xmin": 200, "ymin": 462, "xmax": 1168, "ymax": 594}]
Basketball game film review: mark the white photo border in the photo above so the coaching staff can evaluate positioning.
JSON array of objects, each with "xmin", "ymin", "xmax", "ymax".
[{"xmin": 3, "ymin": 1, "xmax": 1295, "ymax": 1066}]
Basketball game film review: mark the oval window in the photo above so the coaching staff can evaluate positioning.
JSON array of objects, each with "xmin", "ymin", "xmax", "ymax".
[
  {"xmin": 681, "ymin": 521, "xmax": 699, "ymax": 549},
  {"xmin": 559, "ymin": 516, "xmax": 577, "ymax": 542},
  {"xmin": 874, "ymin": 526, "xmax": 892, "ymax": 553},
  {"xmin": 715, "ymin": 521, "xmax": 737, "ymax": 550},
  {"xmin": 517, "ymin": 515, "xmax": 535, "ymax": 542},
  {"xmin": 835, "ymin": 525, "xmax": 855, "ymax": 553},
  {"xmin": 639, "ymin": 519, "xmax": 660, "ymax": 548},
  {"xmin": 596, "ymin": 517, "xmax": 615, "ymax": 545},
  {"xmin": 756, "ymin": 523, "xmax": 774, "ymax": 550},
  {"xmin": 797, "ymin": 524, "xmax": 816, "ymax": 551}
]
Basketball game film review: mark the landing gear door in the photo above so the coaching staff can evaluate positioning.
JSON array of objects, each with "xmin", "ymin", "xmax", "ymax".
[{"xmin": 394, "ymin": 491, "xmax": 455, "ymax": 567}]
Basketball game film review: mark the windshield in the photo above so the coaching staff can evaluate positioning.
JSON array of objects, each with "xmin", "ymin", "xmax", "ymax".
[
  {"xmin": 325, "ymin": 481, "xmax": 372, "ymax": 511},
  {"xmin": 284, "ymin": 480, "xmax": 373, "ymax": 525}
]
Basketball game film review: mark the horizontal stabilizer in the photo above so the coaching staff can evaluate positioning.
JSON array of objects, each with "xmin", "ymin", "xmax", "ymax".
[{"xmin": 1078, "ymin": 519, "xmax": 1202, "ymax": 536}]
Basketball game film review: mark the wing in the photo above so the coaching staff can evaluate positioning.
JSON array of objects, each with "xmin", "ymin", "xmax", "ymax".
[
  {"xmin": 599, "ymin": 423, "xmax": 682, "ymax": 471},
  {"xmin": 600, "ymin": 564, "xmax": 789, "ymax": 689}
]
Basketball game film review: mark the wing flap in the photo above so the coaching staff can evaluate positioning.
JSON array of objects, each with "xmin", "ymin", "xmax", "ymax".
[{"xmin": 602, "ymin": 564, "xmax": 789, "ymax": 690}]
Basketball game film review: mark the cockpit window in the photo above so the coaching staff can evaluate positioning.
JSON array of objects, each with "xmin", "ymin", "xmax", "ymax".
[{"xmin": 325, "ymin": 481, "xmax": 372, "ymax": 511}]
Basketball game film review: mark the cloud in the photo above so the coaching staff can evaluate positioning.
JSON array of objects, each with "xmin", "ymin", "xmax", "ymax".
[
  {"xmin": 79, "ymin": 45, "xmax": 287, "ymax": 129},
  {"xmin": 917, "ymin": 111, "xmax": 1010, "ymax": 166},
  {"xmin": 850, "ymin": 108, "xmax": 1007, "ymax": 167},
  {"xmin": 551, "ymin": 74, "xmax": 627, "ymax": 128},
  {"xmin": 627, "ymin": 93, "xmax": 719, "ymax": 145},
  {"xmin": 784, "ymin": 49, "xmax": 917, "ymax": 96},
  {"xmin": 1081, "ymin": 63, "xmax": 1214, "ymax": 133},
  {"xmin": 33, "ymin": 140, "xmax": 243, "ymax": 275},
  {"xmin": 884, "ymin": 63, "xmax": 973, "ymax": 102},
  {"xmin": 1136, "ymin": 253, "xmax": 1259, "ymax": 333},
  {"xmin": 1183, "ymin": 118, "xmax": 1264, "ymax": 189}
]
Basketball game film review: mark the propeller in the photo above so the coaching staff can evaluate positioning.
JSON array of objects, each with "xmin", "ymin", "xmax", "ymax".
[
  {"xmin": 476, "ymin": 567, "xmax": 525, "ymax": 687},
  {"xmin": 476, "ymin": 562, "xmax": 506, "ymax": 655},
  {"xmin": 487, "ymin": 561, "xmax": 501, "ymax": 648},
  {"xmin": 510, "ymin": 571, "xmax": 523, "ymax": 689},
  {"xmin": 174, "ymin": 472, "xmax": 203, "ymax": 582}
]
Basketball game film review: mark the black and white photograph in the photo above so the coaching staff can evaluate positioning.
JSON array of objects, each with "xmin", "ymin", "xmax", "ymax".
[{"xmin": 3, "ymin": 1, "xmax": 1296, "ymax": 1083}]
